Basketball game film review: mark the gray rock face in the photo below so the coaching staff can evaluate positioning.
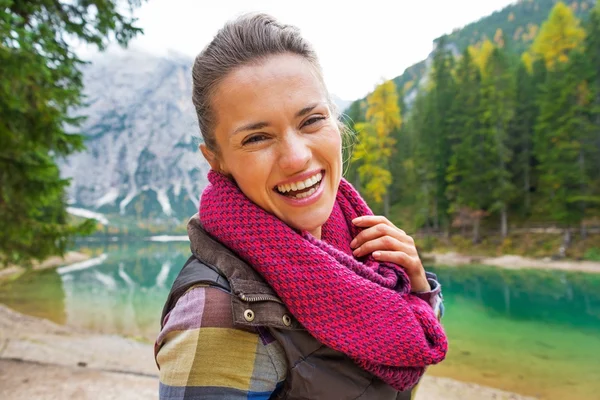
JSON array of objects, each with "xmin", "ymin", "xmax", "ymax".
[{"xmin": 61, "ymin": 50, "xmax": 209, "ymax": 219}]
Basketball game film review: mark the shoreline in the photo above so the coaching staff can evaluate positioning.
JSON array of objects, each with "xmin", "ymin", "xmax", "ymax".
[
  {"xmin": 0, "ymin": 251, "xmax": 91, "ymax": 281},
  {"xmin": 424, "ymin": 251, "xmax": 600, "ymax": 273},
  {"xmin": 0, "ymin": 304, "xmax": 536, "ymax": 400}
]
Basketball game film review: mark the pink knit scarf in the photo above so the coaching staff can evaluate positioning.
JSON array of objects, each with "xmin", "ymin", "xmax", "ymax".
[{"xmin": 199, "ymin": 170, "xmax": 447, "ymax": 390}]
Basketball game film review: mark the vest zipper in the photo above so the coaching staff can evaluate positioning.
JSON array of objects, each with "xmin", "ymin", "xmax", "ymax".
[{"xmin": 239, "ymin": 292, "xmax": 284, "ymax": 304}]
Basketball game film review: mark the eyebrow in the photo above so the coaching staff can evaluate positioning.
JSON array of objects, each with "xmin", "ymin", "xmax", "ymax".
[{"xmin": 231, "ymin": 103, "xmax": 321, "ymax": 136}]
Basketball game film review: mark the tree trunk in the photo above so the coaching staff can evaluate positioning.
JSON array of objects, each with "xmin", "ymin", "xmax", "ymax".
[
  {"xmin": 558, "ymin": 228, "xmax": 572, "ymax": 258},
  {"xmin": 578, "ymin": 149, "xmax": 587, "ymax": 239},
  {"xmin": 472, "ymin": 217, "xmax": 480, "ymax": 244},
  {"xmin": 581, "ymin": 221, "xmax": 587, "ymax": 240},
  {"xmin": 500, "ymin": 204, "xmax": 508, "ymax": 238},
  {"xmin": 433, "ymin": 198, "xmax": 439, "ymax": 231},
  {"xmin": 383, "ymin": 192, "xmax": 390, "ymax": 218},
  {"xmin": 524, "ymin": 145, "xmax": 531, "ymax": 212}
]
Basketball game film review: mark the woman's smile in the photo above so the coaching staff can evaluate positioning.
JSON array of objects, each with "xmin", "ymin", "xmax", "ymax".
[{"xmin": 274, "ymin": 169, "xmax": 324, "ymax": 203}]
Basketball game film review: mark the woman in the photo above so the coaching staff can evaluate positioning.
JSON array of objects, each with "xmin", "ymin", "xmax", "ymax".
[{"xmin": 155, "ymin": 13, "xmax": 447, "ymax": 400}]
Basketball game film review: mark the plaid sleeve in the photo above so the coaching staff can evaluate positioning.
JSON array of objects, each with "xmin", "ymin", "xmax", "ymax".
[
  {"xmin": 155, "ymin": 286, "xmax": 287, "ymax": 400},
  {"xmin": 411, "ymin": 271, "xmax": 444, "ymax": 320}
]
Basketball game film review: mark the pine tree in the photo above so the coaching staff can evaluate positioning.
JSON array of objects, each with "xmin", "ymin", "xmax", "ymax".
[
  {"xmin": 446, "ymin": 49, "xmax": 486, "ymax": 242},
  {"xmin": 479, "ymin": 47, "xmax": 516, "ymax": 238},
  {"xmin": 426, "ymin": 37, "xmax": 456, "ymax": 231},
  {"xmin": 405, "ymin": 91, "xmax": 439, "ymax": 232},
  {"xmin": 0, "ymin": 1, "xmax": 144, "ymax": 266},
  {"xmin": 579, "ymin": 1, "xmax": 600, "ymax": 232},
  {"xmin": 534, "ymin": 52, "xmax": 591, "ymax": 233},
  {"xmin": 509, "ymin": 59, "xmax": 546, "ymax": 216}
]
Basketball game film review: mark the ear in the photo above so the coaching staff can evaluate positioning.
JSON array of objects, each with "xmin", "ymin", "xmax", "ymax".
[{"xmin": 199, "ymin": 143, "xmax": 225, "ymax": 173}]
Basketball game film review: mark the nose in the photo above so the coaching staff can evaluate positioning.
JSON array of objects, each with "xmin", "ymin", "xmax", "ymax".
[{"xmin": 277, "ymin": 130, "xmax": 311, "ymax": 173}]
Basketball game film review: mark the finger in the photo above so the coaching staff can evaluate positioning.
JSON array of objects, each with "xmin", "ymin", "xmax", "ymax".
[
  {"xmin": 352, "ymin": 215, "xmax": 397, "ymax": 230},
  {"xmin": 350, "ymin": 223, "xmax": 416, "ymax": 251},
  {"xmin": 353, "ymin": 235, "xmax": 412, "ymax": 257},
  {"xmin": 372, "ymin": 251, "xmax": 424, "ymax": 275},
  {"xmin": 371, "ymin": 250, "xmax": 414, "ymax": 268},
  {"xmin": 350, "ymin": 223, "xmax": 404, "ymax": 249}
]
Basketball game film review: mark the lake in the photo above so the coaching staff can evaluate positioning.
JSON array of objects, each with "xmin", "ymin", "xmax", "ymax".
[{"xmin": 1, "ymin": 241, "xmax": 599, "ymax": 400}]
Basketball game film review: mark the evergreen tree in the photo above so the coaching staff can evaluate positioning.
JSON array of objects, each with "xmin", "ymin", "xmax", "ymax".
[
  {"xmin": 405, "ymin": 91, "xmax": 439, "ymax": 232},
  {"xmin": 445, "ymin": 49, "xmax": 486, "ymax": 242},
  {"xmin": 0, "ymin": 1, "xmax": 144, "ymax": 266},
  {"xmin": 479, "ymin": 47, "xmax": 516, "ymax": 237},
  {"xmin": 534, "ymin": 52, "xmax": 591, "ymax": 231},
  {"xmin": 425, "ymin": 36, "xmax": 456, "ymax": 231},
  {"xmin": 582, "ymin": 1, "xmax": 600, "ymax": 224},
  {"xmin": 509, "ymin": 59, "xmax": 546, "ymax": 216}
]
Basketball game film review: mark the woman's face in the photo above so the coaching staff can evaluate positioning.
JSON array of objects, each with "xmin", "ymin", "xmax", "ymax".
[{"xmin": 202, "ymin": 53, "xmax": 342, "ymax": 239}]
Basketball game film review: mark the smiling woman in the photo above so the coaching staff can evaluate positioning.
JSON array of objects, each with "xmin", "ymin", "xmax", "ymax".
[{"xmin": 155, "ymin": 13, "xmax": 448, "ymax": 400}]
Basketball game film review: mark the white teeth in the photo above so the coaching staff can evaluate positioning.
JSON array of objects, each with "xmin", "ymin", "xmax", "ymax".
[
  {"xmin": 293, "ymin": 187, "xmax": 317, "ymax": 199},
  {"xmin": 276, "ymin": 172, "xmax": 323, "ymax": 194}
]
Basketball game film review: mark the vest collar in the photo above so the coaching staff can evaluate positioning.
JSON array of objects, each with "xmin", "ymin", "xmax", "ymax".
[{"xmin": 187, "ymin": 213, "xmax": 301, "ymax": 330}]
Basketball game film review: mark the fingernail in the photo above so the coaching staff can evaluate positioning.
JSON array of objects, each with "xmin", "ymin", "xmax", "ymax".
[
  {"xmin": 350, "ymin": 239, "xmax": 357, "ymax": 248},
  {"xmin": 373, "ymin": 252, "xmax": 380, "ymax": 258},
  {"xmin": 352, "ymin": 217, "xmax": 362, "ymax": 224}
]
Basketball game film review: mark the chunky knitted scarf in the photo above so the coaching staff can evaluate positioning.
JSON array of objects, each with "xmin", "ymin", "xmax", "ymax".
[{"xmin": 199, "ymin": 170, "xmax": 447, "ymax": 390}]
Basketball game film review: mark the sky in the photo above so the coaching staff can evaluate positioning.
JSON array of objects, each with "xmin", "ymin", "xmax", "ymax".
[{"xmin": 106, "ymin": 0, "xmax": 517, "ymax": 100}]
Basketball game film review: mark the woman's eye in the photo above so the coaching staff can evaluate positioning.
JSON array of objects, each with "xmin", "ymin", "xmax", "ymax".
[
  {"xmin": 242, "ymin": 134, "xmax": 267, "ymax": 145},
  {"xmin": 303, "ymin": 116, "xmax": 326, "ymax": 127}
]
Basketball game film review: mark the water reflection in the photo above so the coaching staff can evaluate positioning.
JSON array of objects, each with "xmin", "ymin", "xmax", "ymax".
[
  {"xmin": 57, "ymin": 241, "xmax": 188, "ymax": 341},
  {"xmin": 428, "ymin": 265, "xmax": 600, "ymax": 331}
]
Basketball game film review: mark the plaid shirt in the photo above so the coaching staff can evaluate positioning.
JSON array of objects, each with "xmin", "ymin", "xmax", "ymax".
[{"xmin": 155, "ymin": 276, "xmax": 443, "ymax": 400}]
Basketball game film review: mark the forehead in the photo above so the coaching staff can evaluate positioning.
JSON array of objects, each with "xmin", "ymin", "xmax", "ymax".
[{"xmin": 211, "ymin": 54, "xmax": 327, "ymax": 123}]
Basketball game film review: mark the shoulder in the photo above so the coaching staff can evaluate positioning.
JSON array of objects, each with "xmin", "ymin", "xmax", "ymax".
[
  {"xmin": 155, "ymin": 285, "xmax": 287, "ymax": 399},
  {"xmin": 156, "ymin": 285, "xmax": 254, "ymax": 364}
]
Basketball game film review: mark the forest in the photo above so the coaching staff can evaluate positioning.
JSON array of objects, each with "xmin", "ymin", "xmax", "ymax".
[{"xmin": 344, "ymin": 1, "xmax": 600, "ymax": 257}]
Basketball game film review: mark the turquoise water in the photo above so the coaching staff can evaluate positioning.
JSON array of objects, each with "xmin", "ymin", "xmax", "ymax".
[{"xmin": 0, "ymin": 242, "xmax": 599, "ymax": 399}]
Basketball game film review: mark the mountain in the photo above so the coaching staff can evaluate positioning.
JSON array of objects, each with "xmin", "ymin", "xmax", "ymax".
[{"xmin": 62, "ymin": 50, "xmax": 210, "ymax": 222}]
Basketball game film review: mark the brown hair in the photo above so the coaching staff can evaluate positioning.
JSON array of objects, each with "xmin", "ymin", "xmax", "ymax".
[{"xmin": 191, "ymin": 13, "xmax": 337, "ymax": 153}]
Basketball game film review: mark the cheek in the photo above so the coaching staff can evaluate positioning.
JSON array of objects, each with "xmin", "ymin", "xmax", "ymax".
[
  {"xmin": 227, "ymin": 153, "xmax": 273, "ymax": 200},
  {"xmin": 323, "ymin": 128, "xmax": 343, "ymax": 169}
]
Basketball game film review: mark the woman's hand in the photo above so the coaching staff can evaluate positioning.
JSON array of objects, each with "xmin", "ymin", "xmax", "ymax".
[{"xmin": 350, "ymin": 216, "xmax": 430, "ymax": 292}]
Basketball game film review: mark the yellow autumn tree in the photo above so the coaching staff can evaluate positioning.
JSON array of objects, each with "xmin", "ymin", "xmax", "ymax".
[
  {"xmin": 352, "ymin": 80, "xmax": 401, "ymax": 210},
  {"xmin": 521, "ymin": 51, "xmax": 534, "ymax": 73},
  {"xmin": 531, "ymin": 1, "xmax": 585, "ymax": 69},
  {"xmin": 468, "ymin": 39, "xmax": 495, "ymax": 76}
]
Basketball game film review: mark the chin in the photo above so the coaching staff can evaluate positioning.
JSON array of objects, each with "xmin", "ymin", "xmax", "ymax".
[{"xmin": 287, "ymin": 208, "xmax": 331, "ymax": 234}]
